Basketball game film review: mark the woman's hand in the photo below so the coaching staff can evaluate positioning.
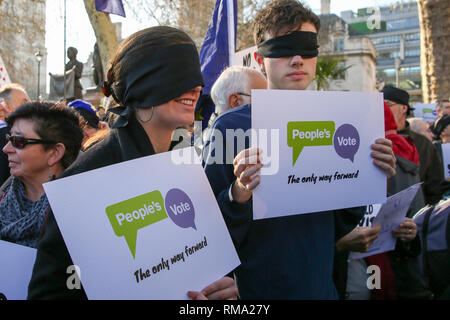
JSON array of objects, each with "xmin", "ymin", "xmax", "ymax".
[
  {"xmin": 232, "ymin": 147, "xmax": 263, "ymax": 203},
  {"xmin": 187, "ymin": 276, "xmax": 238, "ymax": 300},
  {"xmin": 392, "ymin": 218, "xmax": 417, "ymax": 242},
  {"xmin": 371, "ymin": 138, "xmax": 396, "ymax": 178}
]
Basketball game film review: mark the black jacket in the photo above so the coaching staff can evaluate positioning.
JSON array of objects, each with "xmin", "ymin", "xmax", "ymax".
[
  {"xmin": 399, "ymin": 123, "xmax": 444, "ymax": 205},
  {"xmin": 27, "ymin": 111, "xmax": 157, "ymax": 299},
  {"xmin": 0, "ymin": 126, "xmax": 10, "ymax": 186}
]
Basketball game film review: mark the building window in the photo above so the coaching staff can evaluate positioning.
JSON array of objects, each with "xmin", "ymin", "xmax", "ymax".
[
  {"xmin": 405, "ymin": 33, "xmax": 420, "ymax": 41},
  {"xmin": 337, "ymin": 61, "xmax": 346, "ymax": 80},
  {"xmin": 334, "ymin": 38, "xmax": 344, "ymax": 52},
  {"xmin": 405, "ymin": 49, "xmax": 420, "ymax": 57}
]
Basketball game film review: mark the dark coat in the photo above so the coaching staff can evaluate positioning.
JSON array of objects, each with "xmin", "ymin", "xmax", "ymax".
[
  {"xmin": 0, "ymin": 126, "xmax": 10, "ymax": 186},
  {"xmin": 389, "ymin": 155, "xmax": 425, "ymax": 217},
  {"xmin": 399, "ymin": 122, "xmax": 444, "ymax": 205},
  {"xmin": 27, "ymin": 111, "xmax": 157, "ymax": 300}
]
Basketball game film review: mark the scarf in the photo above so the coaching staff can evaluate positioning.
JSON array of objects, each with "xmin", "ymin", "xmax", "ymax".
[
  {"xmin": 0, "ymin": 177, "xmax": 49, "ymax": 248},
  {"xmin": 384, "ymin": 102, "xmax": 419, "ymax": 164}
]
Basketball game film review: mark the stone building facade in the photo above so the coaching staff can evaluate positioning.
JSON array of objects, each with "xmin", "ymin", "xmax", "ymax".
[
  {"xmin": 314, "ymin": 14, "xmax": 377, "ymax": 92},
  {"xmin": 0, "ymin": 0, "xmax": 46, "ymax": 100}
]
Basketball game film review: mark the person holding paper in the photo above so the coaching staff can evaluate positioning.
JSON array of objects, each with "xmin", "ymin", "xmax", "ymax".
[
  {"xmin": 203, "ymin": 0, "xmax": 396, "ymax": 299},
  {"xmin": 0, "ymin": 102, "xmax": 83, "ymax": 248},
  {"xmin": 336, "ymin": 103, "xmax": 425, "ymax": 300},
  {"xmin": 383, "ymin": 85, "xmax": 444, "ymax": 204},
  {"xmin": 27, "ymin": 26, "xmax": 238, "ymax": 300}
]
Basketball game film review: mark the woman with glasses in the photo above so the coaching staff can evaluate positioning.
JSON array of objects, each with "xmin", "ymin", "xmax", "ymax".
[{"xmin": 0, "ymin": 102, "xmax": 83, "ymax": 248}]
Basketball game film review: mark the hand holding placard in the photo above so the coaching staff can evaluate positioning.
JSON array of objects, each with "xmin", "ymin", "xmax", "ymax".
[{"xmin": 232, "ymin": 147, "xmax": 263, "ymax": 203}]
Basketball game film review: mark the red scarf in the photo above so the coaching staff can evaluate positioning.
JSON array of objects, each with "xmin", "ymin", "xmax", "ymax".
[{"xmin": 384, "ymin": 102, "xmax": 419, "ymax": 164}]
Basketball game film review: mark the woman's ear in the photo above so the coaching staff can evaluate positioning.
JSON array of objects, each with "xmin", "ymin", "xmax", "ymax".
[{"xmin": 47, "ymin": 143, "xmax": 66, "ymax": 167}]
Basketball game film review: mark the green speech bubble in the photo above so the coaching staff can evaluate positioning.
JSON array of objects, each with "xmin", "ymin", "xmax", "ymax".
[
  {"xmin": 105, "ymin": 190, "xmax": 168, "ymax": 259},
  {"xmin": 287, "ymin": 121, "xmax": 335, "ymax": 166}
]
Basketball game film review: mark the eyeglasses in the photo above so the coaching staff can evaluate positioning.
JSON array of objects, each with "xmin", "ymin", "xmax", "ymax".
[
  {"xmin": 5, "ymin": 133, "xmax": 57, "ymax": 149},
  {"xmin": 237, "ymin": 92, "xmax": 251, "ymax": 97},
  {"xmin": 386, "ymin": 101, "xmax": 399, "ymax": 108}
]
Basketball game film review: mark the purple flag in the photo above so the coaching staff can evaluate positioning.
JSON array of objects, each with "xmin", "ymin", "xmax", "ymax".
[
  {"xmin": 199, "ymin": 0, "xmax": 237, "ymax": 95},
  {"xmin": 95, "ymin": 0, "xmax": 126, "ymax": 17},
  {"xmin": 196, "ymin": 0, "xmax": 237, "ymax": 129}
]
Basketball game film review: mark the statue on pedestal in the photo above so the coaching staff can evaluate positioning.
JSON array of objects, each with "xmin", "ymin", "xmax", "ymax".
[
  {"xmin": 92, "ymin": 43, "xmax": 104, "ymax": 88},
  {"xmin": 65, "ymin": 47, "xmax": 84, "ymax": 100},
  {"xmin": 49, "ymin": 46, "xmax": 84, "ymax": 101}
]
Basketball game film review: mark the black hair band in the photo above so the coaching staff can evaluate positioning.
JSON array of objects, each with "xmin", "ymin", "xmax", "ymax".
[{"xmin": 257, "ymin": 30, "xmax": 319, "ymax": 58}]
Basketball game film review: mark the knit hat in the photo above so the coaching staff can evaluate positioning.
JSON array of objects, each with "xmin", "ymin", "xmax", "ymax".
[
  {"xmin": 431, "ymin": 115, "xmax": 450, "ymax": 138},
  {"xmin": 68, "ymin": 99, "xmax": 100, "ymax": 129}
]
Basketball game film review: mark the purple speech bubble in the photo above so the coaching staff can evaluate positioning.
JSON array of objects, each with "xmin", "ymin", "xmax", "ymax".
[
  {"xmin": 333, "ymin": 124, "xmax": 360, "ymax": 162},
  {"xmin": 165, "ymin": 188, "xmax": 196, "ymax": 230}
]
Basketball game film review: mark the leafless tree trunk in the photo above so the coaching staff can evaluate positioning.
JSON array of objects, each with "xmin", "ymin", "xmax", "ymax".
[
  {"xmin": 83, "ymin": 0, "xmax": 119, "ymax": 75},
  {"xmin": 418, "ymin": 0, "xmax": 450, "ymax": 102}
]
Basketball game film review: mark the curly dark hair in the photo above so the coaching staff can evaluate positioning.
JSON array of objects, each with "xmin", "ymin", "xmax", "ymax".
[
  {"xmin": 253, "ymin": 0, "xmax": 321, "ymax": 46},
  {"xmin": 6, "ymin": 101, "xmax": 83, "ymax": 169}
]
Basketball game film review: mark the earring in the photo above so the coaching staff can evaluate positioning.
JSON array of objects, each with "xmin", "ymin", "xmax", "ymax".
[
  {"xmin": 136, "ymin": 107, "xmax": 154, "ymax": 123},
  {"xmin": 48, "ymin": 167, "xmax": 56, "ymax": 181}
]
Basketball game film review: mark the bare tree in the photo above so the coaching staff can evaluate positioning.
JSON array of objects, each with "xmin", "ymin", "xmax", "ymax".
[
  {"xmin": 418, "ymin": 0, "xmax": 450, "ymax": 102},
  {"xmin": 83, "ymin": 0, "xmax": 119, "ymax": 73},
  {"xmin": 124, "ymin": 0, "xmax": 180, "ymax": 26}
]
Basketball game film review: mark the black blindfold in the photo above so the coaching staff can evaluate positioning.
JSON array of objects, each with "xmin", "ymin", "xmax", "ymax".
[
  {"xmin": 113, "ymin": 43, "xmax": 204, "ymax": 108},
  {"xmin": 257, "ymin": 31, "xmax": 319, "ymax": 58}
]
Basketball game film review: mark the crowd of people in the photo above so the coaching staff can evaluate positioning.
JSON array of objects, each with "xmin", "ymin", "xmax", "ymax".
[{"xmin": 0, "ymin": 0, "xmax": 449, "ymax": 300}]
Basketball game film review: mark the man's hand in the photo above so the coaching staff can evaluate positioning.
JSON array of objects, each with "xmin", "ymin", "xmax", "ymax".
[
  {"xmin": 336, "ymin": 225, "xmax": 381, "ymax": 252},
  {"xmin": 232, "ymin": 147, "xmax": 263, "ymax": 203},
  {"xmin": 187, "ymin": 276, "xmax": 238, "ymax": 300},
  {"xmin": 371, "ymin": 138, "xmax": 396, "ymax": 178}
]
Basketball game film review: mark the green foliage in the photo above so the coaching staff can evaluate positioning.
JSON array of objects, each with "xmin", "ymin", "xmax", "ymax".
[{"xmin": 314, "ymin": 56, "xmax": 351, "ymax": 91}]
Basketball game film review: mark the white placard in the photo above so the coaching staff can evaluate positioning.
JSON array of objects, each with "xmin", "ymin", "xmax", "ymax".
[
  {"xmin": 234, "ymin": 46, "xmax": 259, "ymax": 70},
  {"xmin": 412, "ymin": 103, "xmax": 438, "ymax": 123},
  {"xmin": 0, "ymin": 240, "xmax": 37, "ymax": 300},
  {"xmin": 357, "ymin": 203, "xmax": 382, "ymax": 228},
  {"xmin": 0, "ymin": 54, "xmax": 11, "ymax": 87},
  {"xmin": 43, "ymin": 147, "xmax": 240, "ymax": 300},
  {"xmin": 251, "ymin": 90, "xmax": 386, "ymax": 219},
  {"xmin": 441, "ymin": 143, "xmax": 450, "ymax": 179},
  {"xmin": 349, "ymin": 183, "xmax": 422, "ymax": 260}
]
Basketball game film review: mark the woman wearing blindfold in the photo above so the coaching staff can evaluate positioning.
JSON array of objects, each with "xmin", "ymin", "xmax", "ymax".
[
  {"xmin": 27, "ymin": 26, "xmax": 238, "ymax": 300},
  {"xmin": 0, "ymin": 102, "xmax": 83, "ymax": 248}
]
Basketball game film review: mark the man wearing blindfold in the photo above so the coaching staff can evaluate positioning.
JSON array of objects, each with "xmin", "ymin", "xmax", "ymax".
[{"xmin": 203, "ymin": 0, "xmax": 396, "ymax": 299}]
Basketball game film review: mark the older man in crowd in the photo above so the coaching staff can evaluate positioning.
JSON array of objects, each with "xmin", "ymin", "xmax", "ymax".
[
  {"xmin": 210, "ymin": 66, "xmax": 267, "ymax": 116},
  {"xmin": 0, "ymin": 83, "xmax": 31, "ymax": 186},
  {"xmin": 382, "ymin": 85, "xmax": 444, "ymax": 204},
  {"xmin": 407, "ymin": 117, "xmax": 434, "ymax": 141}
]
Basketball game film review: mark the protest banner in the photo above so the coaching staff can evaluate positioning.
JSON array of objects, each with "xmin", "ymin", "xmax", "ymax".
[
  {"xmin": 234, "ymin": 46, "xmax": 259, "ymax": 70},
  {"xmin": 0, "ymin": 54, "xmax": 11, "ymax": 87},
  {"xmin": 412, "ymin": 103, "xmax": 438, "ymax": 123},
  {"xmin": 251, "ymin": 90, "xmax": 386, "ymax": 219},
  {"xmin": 0, "ymin": 240, "xmax": 37, "ymax": 300},
  {"xmin": 349, "ymin": 183, "xmax": 422, "ymax": 260},
  {"xmin": 43, "ymin": 147, "xmax": 240, "ymax": 299},
  {"xmin": 441, "ymin": 143, "xmax": 450, "ymax": 179}
]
